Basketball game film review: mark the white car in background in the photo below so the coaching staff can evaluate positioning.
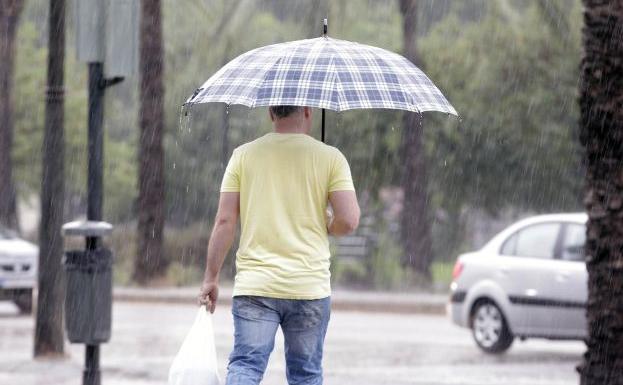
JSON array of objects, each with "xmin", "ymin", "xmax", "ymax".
[
  {"xmin": 0, "ymin": 226, "xmax": 38, "ymax": 314},
  {"xmin": 448, "ymin": 213, "xmax": 587, "ymax": 353}
]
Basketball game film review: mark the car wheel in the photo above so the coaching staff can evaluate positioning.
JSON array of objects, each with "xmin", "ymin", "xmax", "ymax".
[
  {"xmin": 14, "ymin": 289, "xmax": 33, "ymax": 315},
  {"xmin": 471, "ymin": 300, "xmax": 513, "ymax": 354}
]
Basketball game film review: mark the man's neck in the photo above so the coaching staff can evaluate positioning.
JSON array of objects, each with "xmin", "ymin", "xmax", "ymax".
[
  {"xmin": 273, "ymin": 119, "xmax": 308, "ymax": 134},
  {"xmin": 274, "ymin": 127, "xmax": 307, "ymax": 134}
]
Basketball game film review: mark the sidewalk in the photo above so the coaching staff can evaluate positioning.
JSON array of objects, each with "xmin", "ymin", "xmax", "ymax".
[{"xmin": 113, "ymin": 286, "xmax": 448, "ymax": 314}]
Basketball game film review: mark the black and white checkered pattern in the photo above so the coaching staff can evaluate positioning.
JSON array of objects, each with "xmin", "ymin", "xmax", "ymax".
[{"xmin": 186, "ymin": 37, "xmax": 457, "ymax": 115}]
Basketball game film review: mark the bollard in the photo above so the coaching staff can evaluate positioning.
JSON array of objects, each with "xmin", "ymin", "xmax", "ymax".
[{"xmin": 62, "ymin": 220, "xmax": 114, "ymax": 385}]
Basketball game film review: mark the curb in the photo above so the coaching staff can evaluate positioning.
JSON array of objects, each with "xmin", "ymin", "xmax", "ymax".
[{"xmin": 112, "ymin": 288, "xmax": 448, "ymax": 315}]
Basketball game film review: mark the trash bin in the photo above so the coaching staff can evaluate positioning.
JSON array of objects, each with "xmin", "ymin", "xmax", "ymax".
[
  {"xmin": 64, "ymin": 248, "xmax": 113, "ymax": 344},
  {"xmin": 61, "ymin": 220, "xmax": 114, "ymax": 345}
]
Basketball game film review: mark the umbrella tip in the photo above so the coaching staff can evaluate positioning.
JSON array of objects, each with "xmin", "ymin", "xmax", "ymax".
[{"xmin": 323, "ymin": 19, "xmax": 327, "ymax": 36}]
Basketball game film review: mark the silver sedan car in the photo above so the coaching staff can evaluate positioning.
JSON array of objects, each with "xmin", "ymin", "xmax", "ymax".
[
  {"xmin": 0, "ymin": 226, "xmax": 38, "ymax": 314},
  {"xmin": 448, "ymin": 213, "xmax": 587, "ymax": 353}
]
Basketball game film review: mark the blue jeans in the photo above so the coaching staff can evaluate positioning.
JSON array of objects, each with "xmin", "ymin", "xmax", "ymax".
[{"xmin": 226, "ymin": 295, "xmax": 331, "ymax": 385}]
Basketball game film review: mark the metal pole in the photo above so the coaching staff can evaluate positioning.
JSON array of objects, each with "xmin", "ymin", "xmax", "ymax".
[
  {"xmin": 83, "ymin": 55, "xmax": 123, "ymax": 385},
  {"xmin": 321, "ymin": 109, "xmax": 325, "ymax": 143},
  {"xmin": 83, "ymin": 344, "xmax": 100, "ymax": 385},
  {"xmin": 87, "ymin": 63, "xmax": 104, "ymax": 223},
  {"xmin": 84, "ymin": 62, "xmax": 104, "ymax": 385}
]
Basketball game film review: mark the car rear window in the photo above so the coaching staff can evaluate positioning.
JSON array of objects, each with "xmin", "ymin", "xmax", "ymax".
[
  {"xmin": 502, "ymin": 223, "xmax": 561, "ymax": 259},
  {"xmin": 561, "ymin": 223, "xmax": 586, "ymax": 262},
  {"xmin": 501, "ymin": 233, "xmax": 517, "ymax": 255}
]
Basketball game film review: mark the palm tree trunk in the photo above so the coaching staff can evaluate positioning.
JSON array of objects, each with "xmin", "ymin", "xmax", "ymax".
[
  {"xmin": 577, "ymin": 1, "xmax": 623, "ymax": 383},
  {"xmin": 0, "ymin": 0, "xmax": 24, "ymax": 232},
  {"xmin": 399, "ymin": 0, "xmax": 433, "ymax": 278},
  {"xmin": 135, "ymin": 0, "xmax": 166, "ymax": 284},
  {"xmin": 35, "ymin": 0, "xmax": 66, "ymax": 357}
]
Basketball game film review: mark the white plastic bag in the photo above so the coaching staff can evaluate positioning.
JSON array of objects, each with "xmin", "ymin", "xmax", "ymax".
[{"xmin": 168, "ymin": 306, "xmax": 221, "ymax": 385}]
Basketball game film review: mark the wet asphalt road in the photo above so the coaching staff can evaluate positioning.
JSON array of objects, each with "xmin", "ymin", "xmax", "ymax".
[{"xmin": 0, "ymin": 301, "xmax": 584, "ymax": 385}]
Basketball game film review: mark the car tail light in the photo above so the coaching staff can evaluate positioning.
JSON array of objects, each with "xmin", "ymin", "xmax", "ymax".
[{"xmin": 452, "ymin": 260, "xmax": 464, "ymax": 280}]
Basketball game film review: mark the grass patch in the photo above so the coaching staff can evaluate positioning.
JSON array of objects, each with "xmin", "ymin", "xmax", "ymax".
[{"xmin": 431, "ymin": 261, "xmax": 455, "ymax": 287}]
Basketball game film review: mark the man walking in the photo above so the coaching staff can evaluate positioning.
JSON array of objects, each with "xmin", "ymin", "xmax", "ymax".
[{"xmin": 198, "ymin": 105, "xmax": 360, "ymax": 385}]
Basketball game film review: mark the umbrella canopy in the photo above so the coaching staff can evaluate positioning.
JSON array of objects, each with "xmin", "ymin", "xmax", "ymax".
[{"xmin": 185, "ymin": 37, "xmax": 457, "ymax": 116}]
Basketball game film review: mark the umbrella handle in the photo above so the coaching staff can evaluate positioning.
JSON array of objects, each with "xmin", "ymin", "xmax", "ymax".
[{"xmin": 321, "ymin": 108, "xmax": 325, "ymax": 143}]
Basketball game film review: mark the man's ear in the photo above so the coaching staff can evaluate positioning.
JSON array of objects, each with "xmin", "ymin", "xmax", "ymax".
[{"xmin": 304, "ymin": 107, "xmax": 312, "ymax": 119}]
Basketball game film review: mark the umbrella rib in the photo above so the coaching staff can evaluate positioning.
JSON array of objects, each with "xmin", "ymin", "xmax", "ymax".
[
  {"xmin": 371, "ymin": 48, "xmax": 421, "ymax": 113},
  {"xmin": 244, "ymin": 49, "xmax": 290, "ymax": 108},
  {"xmin": 321, "ymin": 40, "xmax": 341, "ymax": 111},
  {"xmin": 331, "ymin": 59, "xmax": 347, "ymax": 113}
]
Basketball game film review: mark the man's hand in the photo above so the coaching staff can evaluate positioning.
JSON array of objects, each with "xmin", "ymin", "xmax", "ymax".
[
  {"xmin": 325, "ymin": 206, "xmax": 334, "ymax": 231},
  {"xmin": 199, "ymin": 192, "xmax": 239, "ymax": 314},
  {"xmin": 198, "ymin": 280, "xmax": 219, "ymax": 313}
]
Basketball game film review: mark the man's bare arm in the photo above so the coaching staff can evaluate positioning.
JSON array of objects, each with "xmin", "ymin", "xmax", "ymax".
[
  {"xmin": 199, "ymin": 192, "xmax": 240, "ymax": 313},
  {"xmin": 327, "ymin": 190, "xmax": 360, "ymax": 236}
]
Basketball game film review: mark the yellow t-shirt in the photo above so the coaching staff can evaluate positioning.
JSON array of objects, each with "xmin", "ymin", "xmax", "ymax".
[{"xmin": 220, "ymin": 132, "xmax": 355, "ymax": 299}]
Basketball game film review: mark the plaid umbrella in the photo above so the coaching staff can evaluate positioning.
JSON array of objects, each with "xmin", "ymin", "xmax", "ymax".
[{"xmin": 185, "ymin": 34, "xmax": 457, "ymax": 141}]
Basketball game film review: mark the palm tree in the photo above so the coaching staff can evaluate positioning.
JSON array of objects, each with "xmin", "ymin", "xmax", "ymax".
[
  {"xmin": 135, "ymin": 0, "xmax": 166, "ymax": 284},
  {"xmin": 577, "ymin": 1, "xmax": 623, "ymax": 383},
  {"xmin": 0, "ymin": 0, "xmax": 25, "ymax": 231},
  {"xmin": 398, "ymin": 0, "xmax": 433, "ymax": 278},
  {"xmin": 35, "ymin": 0, "xmax": 66, "ymax": 357}
]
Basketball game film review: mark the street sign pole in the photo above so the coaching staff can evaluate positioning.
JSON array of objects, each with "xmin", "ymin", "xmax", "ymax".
[
  {"xmin": 87, "ymin": 62, "xmax": 123, "ymax": 226},
  {"xmin": 84, "ymin": 62, "xmax": 122, "ymax": 385},
  {"xmin": 87, "ymin": 62, "xmax": 104, "ymax": 224},
  {"xmin": 84, "ymin": 342, "xmax": 100, "ymax": 385},
  {"xmin": 84, "ymin": 64, "xmax": 105, "ymax": 385}
]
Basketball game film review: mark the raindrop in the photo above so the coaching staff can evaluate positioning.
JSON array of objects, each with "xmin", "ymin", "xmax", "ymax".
[
  {"xmin": 178, "ymin": 105, "xmax": 185, "ymax": 131},
  {"xmin": 179, "ymin": 103, "xmax": 194, "ymax": 133}
]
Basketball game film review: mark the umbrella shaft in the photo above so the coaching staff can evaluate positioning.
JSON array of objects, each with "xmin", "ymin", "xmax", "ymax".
[{"xmin": 321, "ymin": 108, "xmax": 325, "ymax": 143}]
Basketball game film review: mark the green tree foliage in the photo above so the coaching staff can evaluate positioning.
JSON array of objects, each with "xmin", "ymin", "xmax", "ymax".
[
  {"xmin": 420, "ymin": 0, "xmax": 583, "ymax": 258},
  {"xmin": 424, "ymin": 1, "xmax": 582, "ymax": 210}
]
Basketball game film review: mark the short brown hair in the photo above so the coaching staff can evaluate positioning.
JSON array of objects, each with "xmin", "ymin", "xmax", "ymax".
[{"xmin": 269, "ymin": 105, "xmax": 302, "ymax": 119}]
